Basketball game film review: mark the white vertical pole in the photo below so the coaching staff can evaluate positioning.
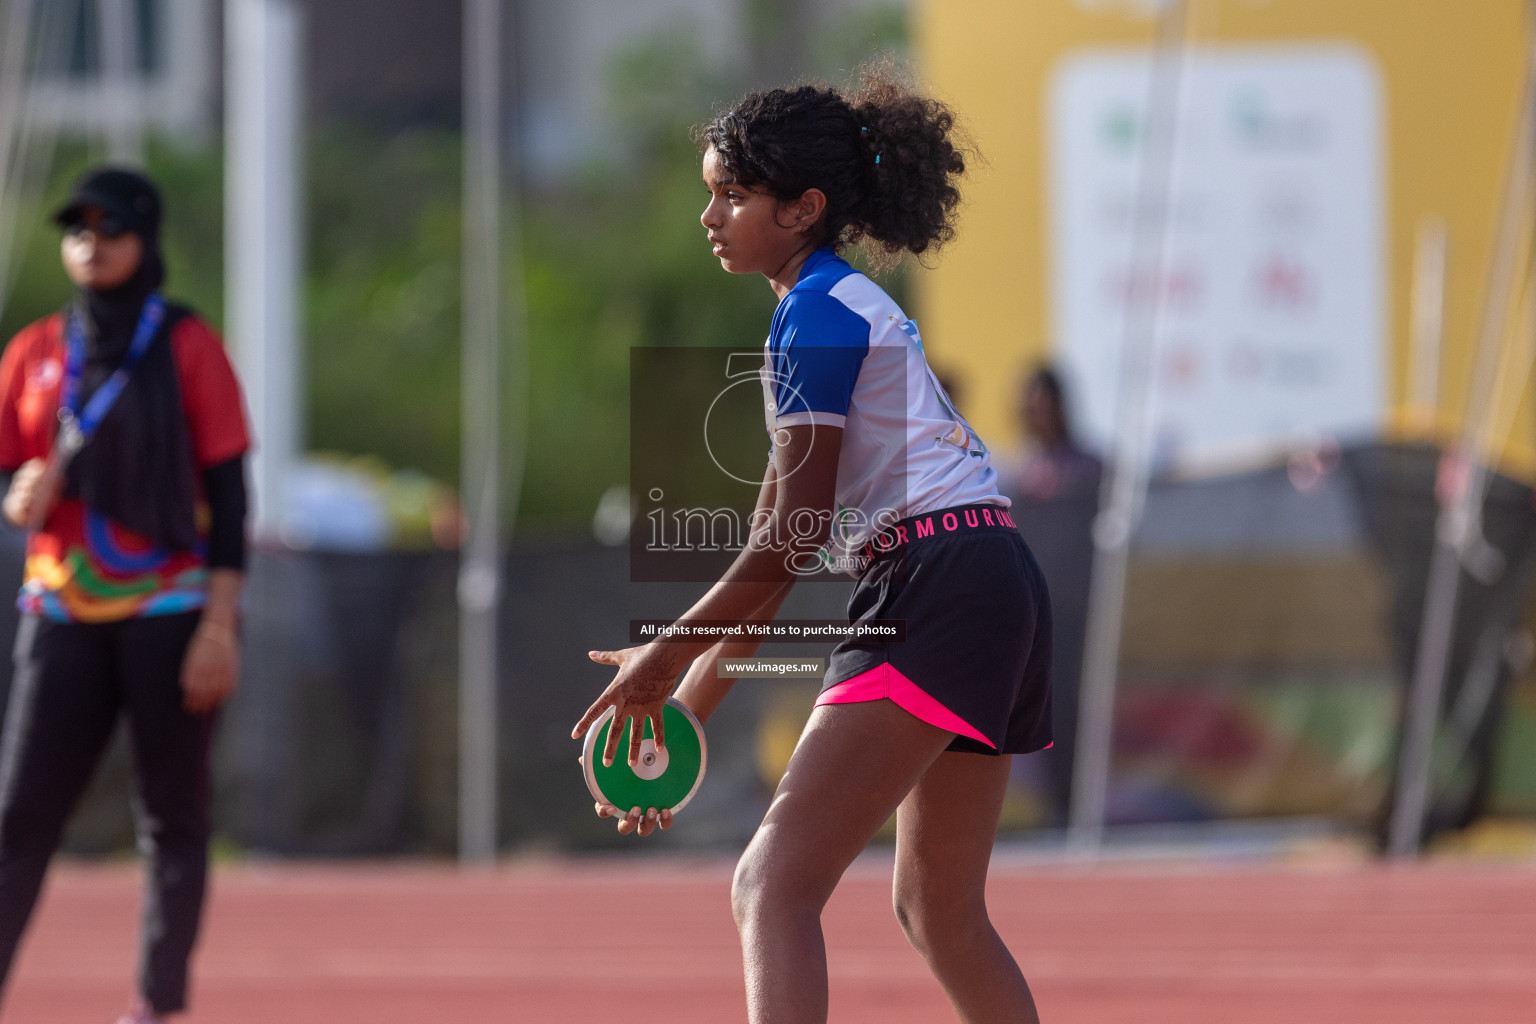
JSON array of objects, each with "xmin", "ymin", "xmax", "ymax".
[
  {"xmin": 1068, "ymin": 0, "xmax": 1189, "ymax": 857},
  {"xmin": 0, "ymin": 0, "xmax": 81, "ymax": 320},
  {"xmin": 0, "ymin": 0, "xmax": 36, "ymax": 201},
  {"xmin": 96, "ymin": 0, "xmax": 142, "ymax": 163},
  {"xmin": 1407, "ymin": 219, "xmax": 1449, "ymax": 436},
  {"xmin": 225, "ymin": 0, "xmax": 302, "ymax": 543},
  {"xmin": 459, "ymin": 0, "xmax": 502, "ymax": 865},
  {"xmin": 0, "ymin": 0, "xmax": 38, "ymax": 317}
]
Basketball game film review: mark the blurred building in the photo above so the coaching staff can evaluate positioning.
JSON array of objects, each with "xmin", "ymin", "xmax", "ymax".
[
  {"xmin": 22, "ymin": 0, "xmax": 215, "ymax": 141},
  {"xmin": 22, "ymin": 0, "xmax": 905, "ymax": 177}
]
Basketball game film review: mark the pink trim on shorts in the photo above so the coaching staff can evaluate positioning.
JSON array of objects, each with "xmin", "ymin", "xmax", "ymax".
[{"xmin": 815, "ymin": 662, "xmax": 996, "ymax": 749}]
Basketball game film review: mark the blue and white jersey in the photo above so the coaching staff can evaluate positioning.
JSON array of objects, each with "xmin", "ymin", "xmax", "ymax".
[{"xmin": 763, "ymin": 247, "xmax": 1006, "ymax": 574}]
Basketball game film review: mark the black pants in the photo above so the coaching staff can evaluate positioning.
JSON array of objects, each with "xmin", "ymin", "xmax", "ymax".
[{"xmin": 0, "ymin": 613, "xmax": 212, "ymax": 1014}]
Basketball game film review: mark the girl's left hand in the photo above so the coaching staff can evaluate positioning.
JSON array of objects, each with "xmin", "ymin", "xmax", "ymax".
[
  {"xmin": 181, "ymin": 622, "xmax": 239, "ymax": 714},
  {"xmin": 572, "ymin": 643, "xmax": 685, "ymax": 767},
  {"xmin": 596, "ymin": 802, "xmax": 674, "ymax": 837}
]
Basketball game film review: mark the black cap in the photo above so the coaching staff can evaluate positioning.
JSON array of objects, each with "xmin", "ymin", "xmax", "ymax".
[{"xmin": 52, "ymin": 166, "xmax": 162, "ymax": 238}]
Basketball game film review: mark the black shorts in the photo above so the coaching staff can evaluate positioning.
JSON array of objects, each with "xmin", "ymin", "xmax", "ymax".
[{"xmin": 816, "ymin": 503, "xmax": 1054, "ymax": 756}]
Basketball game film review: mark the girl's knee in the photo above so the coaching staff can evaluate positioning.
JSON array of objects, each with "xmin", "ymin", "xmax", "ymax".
[
  {"xmin": 891, "ymin": 883, "xmax": 931, "ymax": 951},
  {"xmin": 731, "ymin": 840, "xmax": 833, "ymax": 929},
  {"xmin": 731, "ymin": 843, "xmax": 790, "ymax": 927},
  {"xmin": 731, "ymin": 845, "xmax": 763, "ymax": 926},
  {"xmin": 892, "ymin": 882, "xmax": 989, "ymax": 957}
]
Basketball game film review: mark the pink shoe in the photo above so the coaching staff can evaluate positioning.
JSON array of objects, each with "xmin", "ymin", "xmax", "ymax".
[{"xmin": 114, "ymin": 1001, "xmax": 164, "ymax": 1024}]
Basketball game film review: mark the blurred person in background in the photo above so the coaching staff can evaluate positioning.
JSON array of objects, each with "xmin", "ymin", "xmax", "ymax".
[
  {"xmin": 1001, "ymin": 365, "xmax": 1102, "ymax": 825},
  {"xmin": 0, "ymin": 168, "xmax": 250, "ymax": 1024},
  {"xmin": 1009, "ymin": 366, "xmax": 1101, "ymax": 504}
]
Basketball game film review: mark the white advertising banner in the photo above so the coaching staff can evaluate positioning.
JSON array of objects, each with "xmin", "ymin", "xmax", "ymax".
[{"xmin": 1047, "ymin": 46, "xmax": 1386, "ymax": 468}]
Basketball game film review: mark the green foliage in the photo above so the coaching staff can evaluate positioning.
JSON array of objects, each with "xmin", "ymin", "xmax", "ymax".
[
  {"xmin": 303, "ymin": 131, "xmax": 463, "ymax": 492},
  {"xmin": 809, "ymin": 4, "xmax": 910, "ymax": 82},
  {"xmin": 0, "ymin": 156, "xmax": 86, "ymax": 338},
  {"xmin": 603, "ymin": 24, "xmax": 731, "ymax": 159}
]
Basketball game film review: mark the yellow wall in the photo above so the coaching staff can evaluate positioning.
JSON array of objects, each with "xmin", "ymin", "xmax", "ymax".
[{"xmin": 916, "ymin": 0, "xmax": 1535, "ymax": 477}]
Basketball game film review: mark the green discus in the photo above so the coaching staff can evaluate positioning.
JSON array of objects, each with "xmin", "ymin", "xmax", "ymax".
[{"xmin": 582, "ymin": 697, "xmax": 707, "ymax": 814}]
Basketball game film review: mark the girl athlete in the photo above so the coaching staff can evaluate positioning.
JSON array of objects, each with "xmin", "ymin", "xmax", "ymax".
[
  {"xmin": 573, "ymin": 68, "xmax": 1050, "ymax": 1024},
  {"xmin": 0, "ymin": 168, "xmax": 249, "ymax": 1024}
]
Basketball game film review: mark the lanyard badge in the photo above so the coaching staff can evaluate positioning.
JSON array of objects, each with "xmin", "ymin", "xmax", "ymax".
[
  {"xmin": 56, "ymin": 293, "xmax": 166, "ymax": 462},
  {"xmin": 54, "ymin": 414, "xmax": 86, "ymax": 460}
]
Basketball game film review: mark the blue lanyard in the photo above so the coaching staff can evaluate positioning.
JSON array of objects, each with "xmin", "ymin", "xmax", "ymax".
[{"xmin": 57, "ymin": 293, "xmax": 166, "ymax": 456}]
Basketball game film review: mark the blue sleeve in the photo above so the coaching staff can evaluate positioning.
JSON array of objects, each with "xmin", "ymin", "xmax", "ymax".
[{"xmin": 768, "ymin": 291, "xmax": 870, "ymax": 426}]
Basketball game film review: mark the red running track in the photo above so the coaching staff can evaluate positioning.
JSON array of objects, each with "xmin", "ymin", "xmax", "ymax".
[{"xmin": 4, "ymin": 857, "xmax": 1534, "ymax": 1022}]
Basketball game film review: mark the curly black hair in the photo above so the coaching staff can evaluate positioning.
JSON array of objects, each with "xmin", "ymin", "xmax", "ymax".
[{"xmin": 699, "ymin": 60, "xmax": 968, "ymax": 264}]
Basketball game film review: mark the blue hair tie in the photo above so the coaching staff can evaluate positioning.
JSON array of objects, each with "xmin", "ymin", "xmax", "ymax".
[{"xmin": 861, "ymin": 126, "xmax": 880, "ymax": 164}]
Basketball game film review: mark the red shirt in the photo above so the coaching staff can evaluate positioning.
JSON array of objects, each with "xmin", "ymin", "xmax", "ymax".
[{"xmin": 0, "ymin": 312, "xmax": 251, "ymax": 622}]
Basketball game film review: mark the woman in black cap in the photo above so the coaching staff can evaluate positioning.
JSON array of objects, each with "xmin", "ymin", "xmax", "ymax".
[{"xmin": 0, "ymin": 167, "xmax": 250, "ymax": 1023}]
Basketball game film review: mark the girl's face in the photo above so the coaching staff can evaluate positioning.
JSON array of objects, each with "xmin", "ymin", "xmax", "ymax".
[
  {"xmin": 60, "ymin": 206, "xmax": 144, "ymax": 291},
  {"xmin": 700, "ymin": 146, "xmax": 812, "ymax": 278}
]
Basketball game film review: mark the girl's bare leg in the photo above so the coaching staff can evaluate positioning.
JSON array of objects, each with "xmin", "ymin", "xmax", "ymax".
[
  {"xmin": 893, "ymin": 751, "xmax": 1039, "ymax": 1023},
  {"xmin": 732, "ymin": 700, "xmax": 954, "ymax": 1024}
]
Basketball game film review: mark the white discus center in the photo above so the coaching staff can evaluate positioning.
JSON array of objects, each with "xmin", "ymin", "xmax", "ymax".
[{"xmin": 632, "ymin": 738, "xmax": 668, "ymax": 781}]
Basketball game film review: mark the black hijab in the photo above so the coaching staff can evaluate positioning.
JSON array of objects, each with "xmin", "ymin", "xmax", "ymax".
[{"xmin": 55, "ymin": 168, "xmax": 199, "ymax": 552}]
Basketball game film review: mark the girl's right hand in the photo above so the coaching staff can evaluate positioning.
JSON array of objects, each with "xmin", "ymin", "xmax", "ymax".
[
  {"xmin": 2, "ymin": 458, "xmax": 53, "ymax": 529},
  {"xmin": 572, "ymin": 643, "xmax": 687, "ymax": 767}
]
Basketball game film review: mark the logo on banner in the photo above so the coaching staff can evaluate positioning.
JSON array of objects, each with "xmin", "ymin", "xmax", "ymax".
[{"xmin": 1047, "ymin": 46, "xmax": 1384, "ymax": 464}]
